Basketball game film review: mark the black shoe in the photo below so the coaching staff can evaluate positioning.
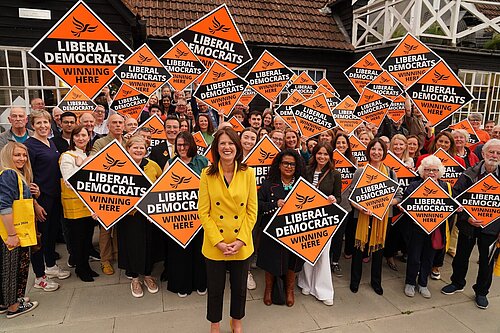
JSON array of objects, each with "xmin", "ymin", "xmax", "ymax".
[
  {"xmin": 76, "ymin": 271, "xmax": 94, "ymax": 282},
  {"xmin": 89, "ymin": 248, "xmax": 101, "ymax": 261},
  {"xmin": 475, "ymin": 295, "xmax": 488, "ymax": 309},
  {"xmin": 371, "ymin": 283, "xmax": 383, "ymax": 295},
  {"xmin": 441, "ymin": 284, "xmax": 464, "ymax": 295},
  {"xmin": 53, "ymin": 251, "xmax": 61, "ymax": 260},
  {"xmin": 0, "ymin": 304, "xmax": 7, "ymax": 314},
  {"xmin": 160, "ymin": 269, "xmax": 168, "ymax": 282},
  {"xmin": 6, "ymin": 301, "xmax": 38, "ymax": 319},
  {"xmin": 350, "ymin": 284, "xmax": 359, "ymax": 293}
]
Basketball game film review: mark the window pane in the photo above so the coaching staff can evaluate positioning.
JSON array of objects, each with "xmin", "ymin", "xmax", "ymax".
[
  {"xmin": 0, "ymin": 50, "xmax": 6, "ymax": 68},
  {"xmin": 28, "ymin": 70, "xmax": 42, "ymax": 86},
  {"xmin": 26, "ymin": 54, "xmax": 40, "ymax": 69},
  {"xmin": 7, "ymin": 50, "xmax": 22, "ymax": 68},
  {"xmin": 9, "ymin": 69, "xmax": 24, "ymax": 86},
  {"xmin": 0, "ymin": 89, "xmax": 9, "ymax": 105},
  {"xmin": 42, "ymin": 70, "xmax": 56, "ymax": 86},
  {"xmin": 28, "ymin": 90, "xmax": 43, "ymax": 103},
  {"xmin": 11, "ymin": 90, "xmax": 25, "ymax": 103},
  {"xmin": 43, "ymin": 89, "xmax": 57, "ymax": 106},
  {"xmin": 0, "ymin": 69, "xmax": 8, "ymax": 86}
]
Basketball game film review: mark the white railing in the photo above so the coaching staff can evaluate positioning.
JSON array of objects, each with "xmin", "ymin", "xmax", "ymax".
[{"xmin": 352, "ymin": 0, "xmax": 500, "ymax": 49}]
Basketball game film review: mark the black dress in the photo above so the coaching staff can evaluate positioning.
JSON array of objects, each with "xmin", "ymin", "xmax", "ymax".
[{"xmin": 256, "ymin": 180, "xmax": 304, "ymax": 277}]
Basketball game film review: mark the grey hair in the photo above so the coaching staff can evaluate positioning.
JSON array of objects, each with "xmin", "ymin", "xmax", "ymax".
[
  {"xmin": 417, "ymin": 155, "xmax": 445, "ymax": 179},
  {"xmin": 483, "ymin": 138, "xmax": 500, "ymax": 154},
  {"xmin": 468, "ymin": 112, "xmax": 483, "ymax": 121},
  {"xmin": 451, "ymin": 129, "xmax": 470, "ymax": 143}
]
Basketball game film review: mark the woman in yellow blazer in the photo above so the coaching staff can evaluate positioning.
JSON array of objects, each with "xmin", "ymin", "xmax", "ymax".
[{"xmin": 198, "ymin": 127, "xmax": 257, "ymax": 333}]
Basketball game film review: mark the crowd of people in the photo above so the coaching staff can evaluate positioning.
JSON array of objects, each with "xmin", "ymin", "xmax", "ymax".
[{"xmin": 0, "ymin": 85, "xmax": 499, "ymax": 333}]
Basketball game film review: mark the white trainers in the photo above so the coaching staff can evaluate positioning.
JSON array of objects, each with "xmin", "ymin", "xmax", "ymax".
[
  {"xmin": 323, "ymin": 299, "xmax": 334, "ymax": 306},
  {"xmin": 404, "ymin": 284, "xmax": 415, "ymax": 297},
  {"xmin": 418, "ymin": 285, "xmax": 432, "ymax": 298},
  {"xmin": 45, "ymin": 265, "xmax": 71, "ymax": 280},
  {"xmin": 247, "ymin": 272, "xmax": 256, "ymax": 290},
  {"xmin": 34, "ymin": 275, "xmax": 59, "ymax": 292}
]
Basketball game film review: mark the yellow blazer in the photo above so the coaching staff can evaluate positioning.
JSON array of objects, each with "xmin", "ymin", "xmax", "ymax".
[{"xmin": 198, "ymin": 163, "xmax": 257, "ymax": 261}]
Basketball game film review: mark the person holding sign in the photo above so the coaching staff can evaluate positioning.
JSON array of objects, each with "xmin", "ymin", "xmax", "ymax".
[
  {"xmin": 348, "ymin": 138, "xmax": 402, "ymax": 295},
  {"xmin": 416, "ymin": 131, "xmax": 465, "ymax": 168},
  {"xmin": 403, "ymin": 155, "xmax": 451, "ymax": 298},
  {"xmin": 298, "ymin": 142, "xmax": 341, "ymax": 306},
  {"xmin": 442, "ymin": 139, "xmax": 500, "ymax": 310},
  {"xmin": 164, "ymin": 132, "xmax": 209, "ymax": 297},
  {"xmin": 198, "ymin": 127, "xmax": 257, "ymax": 333},
  {"xmin": 257, "ymin": 149, "xmax": 306, "ymax": 307},
  {"xmin": 0, "ymin": 142, "xmax": 39, "ymax": 318},
  {"xmin": 194, "ymin": 113, "xmax": 215, "ymax": 145},
  {"xmin": 117, "ymin": 136, "xmax": 162, "ymax": 298},
  {"xmin": 59, "ymin": 125, "xmax": 97, "ymax": 282},
  {"xmin": 452, "ymin": 129, "xmax": 479, "ymax": 168}
]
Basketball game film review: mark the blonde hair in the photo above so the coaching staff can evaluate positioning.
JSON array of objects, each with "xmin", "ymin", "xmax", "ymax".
[
  {"xmin": 125, "ymin": 135, "xmax": 147, "ymax": 151},
  {"xmin": 390, "ymin": 134, "xmax": 410, "ymax": 162},
  {"xmin": 30, "ymin": 110, "xmax": 52, "ymax": 126},
  {"xmin": 0, "ymin": 142, "xmax": 33, "ymax": 184}
]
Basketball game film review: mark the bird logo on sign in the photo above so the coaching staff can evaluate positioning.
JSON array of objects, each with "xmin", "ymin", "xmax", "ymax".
[
  {"xmin": 292, "ymin": 97, "xmax": 301, "ymax": 104},
  {"xmin": 403, "ymin": 43, "xmax": 418, "ymax": 54},
  {"xmin": 432, "ymin": 71, "xmax": 450, "ymax": 83},
  {"xmin": 481, "ymin": 182, "xmax": 498, "ymax": 192},
  {"xmin": 175, "ymin": 48, "xmax": 188, "ymax": 58},
  {"xmin": 295, "ymin": 193, "xmax": 315, "ymax": 209},
  {"xmin": 212, "ymin": 71, "xmax": 226, "ymax": 81},
  {"xmin": 71, "ymin": 17, "xmax": 97, "ymax": 37},
  {"xmin": 71, "ymin": 91, "xmax": 82, "ymax": 99},
  {"xmin": 258, "ymin": 148, "xmax": 276, "ymax": 163},
  {"xmin": 170, "ymin": 172, "xmax": 192, "ymax": 189},
  {"xmin": 314, "ymin": 100, "xmax": 325, "ymax": 109},
  {"xmin": 138, "ymin": 53, "xmax": 152, "ymax": 65},
  {"xmin": 423, "ymin": 186, "xmax": 438, "ymax": 196},
  {"xmin": 366, "ymin": 174, "xmax": 378, "ymax": 184},
  {"xmin": 209, "ymin": 17, "xmax": 230, "ymax": 34},
  {"xmin": 103, "ymin": 154, "xmax": 126, "ymax": 170},
  {"xmin": 363, "ymin": 59, "xmax": 374, "ymax": 67},
  {"xmin": 380, "ymin": 76, "xmax": 389, "ymax": 83},
  {"xmin": 262, "ymin": 60, "xmax": 274, "ymax": 69},
  {"xmin": 299, "ymin": 77, "xmax": 308, "ymax": 83},
  {"xmin": 122, "ymin": 89, "xmax": 132, "ymax": 97},
  {"xmin": 345, "ymin": 102, "xmax": 354, "ymax": 108},
  {"xmin": 148, "ymin": 126, "xmax": 163, "ymax": 135},
  {"xmin": 365, "ymin": 94, "xmax": 374, "ymax": 102}
]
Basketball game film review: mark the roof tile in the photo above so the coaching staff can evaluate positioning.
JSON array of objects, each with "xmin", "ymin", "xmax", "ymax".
[{"xmin": 123, "ymin": 0, "xmax": 353, "ymax": 50}]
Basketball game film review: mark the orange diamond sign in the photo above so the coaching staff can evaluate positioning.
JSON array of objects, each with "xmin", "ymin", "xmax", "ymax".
[{"xmin": 29, "ymin": 1, "xmax": 131, "ymax": 98}]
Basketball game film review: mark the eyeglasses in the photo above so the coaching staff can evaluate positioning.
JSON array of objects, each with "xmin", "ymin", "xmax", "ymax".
[
  {"xmin": 272, "ymin": 137, "xmax": 284, "ymax": 142},
  {"xmin": 176, "ymin": 143, "xmax": 190, "ymax": 148},
  {"xmin": 424, "ymin": 168, "xmax": 439, "ymax": 173},
  {"xmin": 281, "ymin": 162, "xmax": 296, "ymax": 168}
]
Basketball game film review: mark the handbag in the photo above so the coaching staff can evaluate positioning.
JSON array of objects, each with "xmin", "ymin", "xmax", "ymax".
[
  {"xmin": 431, "ymin": 227, "xmax": 444, "ymax": 250},
  {"xmin": 59, "ymin": 152, "xmax": 91, "ymax": 219},
  {"xmin": 0, "ymin": 170, "xmax": 37, "ymax": 249},
  {"xmin": 271, "ymin": 275, "xmax": 286, "ymax": 305}
]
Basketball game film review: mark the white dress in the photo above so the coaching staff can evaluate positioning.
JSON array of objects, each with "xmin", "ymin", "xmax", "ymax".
[{"xmin": 297, "ymin": 171, "xmax": 334, "ymax": 301}]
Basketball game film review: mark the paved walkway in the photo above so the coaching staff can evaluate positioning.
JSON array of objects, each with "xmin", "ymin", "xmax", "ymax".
[{"xmin": 1, "ymin": 244, "xmax": 499, "ymax": 333}]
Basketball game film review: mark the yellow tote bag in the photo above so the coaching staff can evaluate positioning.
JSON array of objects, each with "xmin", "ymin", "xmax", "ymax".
[
  {"xmin": 0, "ymin": 170, "xmax": 37, "ymax": 248},
  {"xmin": 59, "ymin": 152, "xmax": 91, "ymax": 219}
]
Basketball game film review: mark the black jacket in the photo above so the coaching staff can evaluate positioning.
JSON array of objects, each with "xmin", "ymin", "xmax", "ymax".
[
  {"xmin": 453, "ymin": 161, "xmax": 500, "ymax": 237},
  {"xmin": 305, "ymin": 166, "xmax": 342, "ymax": 204}
]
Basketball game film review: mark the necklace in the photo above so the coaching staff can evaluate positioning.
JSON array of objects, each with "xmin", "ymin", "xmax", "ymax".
[{"xmin": 281, "ymin": 176, "xmax": 295, "ymax": 191}]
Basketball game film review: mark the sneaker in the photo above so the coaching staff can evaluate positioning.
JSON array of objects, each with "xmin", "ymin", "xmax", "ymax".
[
  {"xmin": 197, "ymin": 289, "xmax": 207, "ymax": 296},
  {"xmin": 323, "ymin": 299, "xmax": 334, "ymax": 306},
  {"xmin": 404, "ymin": 284, "xmax": 415, "ymax": 297},
  {"xmin": 177, "ymin": 292, "xmax": 188, "ymax": 298},
  {"xmin": 101, "ymin": 261, "xmax": 114, "ymax": 275},
  {"xmin": 331, "ymin": 263, "xmax": 343, "ymax": 277},
  {"xmin": 247, "ymin": 272, "xmax": 256, "ymax": 290},
  {"xmin": 89, "ymin": 249, "xmax": 101, "ymax": 261},
  {"xmin": 301, "ymin": 288, "xmax": 310, "ymax": 296},
  {"xmin": 45, "ymin": 265, "xmax": 71, "ymax": 280},
  {"xmin": 34, "ymin": 276, "xmax": 59, "ymax": 292},
  {"xmin": 430, "ymin": 269, "xmax": 441, "ymax": 280},
  {"xmin": 143, "ymin": 276, "xmax": 159, "ymax": 294},
  {"xmin": 418, "ymin": 285, "xmax": 431, "ymax": 298},
  {"xmin": 130, "ymin": 279, "xmax": 143, "ymax": 298},
  {"xmin": 6, "ymin": 301, "xmax": 38, "ymax": 319},
  {"xmin": 475, "ymin": 295, "xmax": 489, "ymax": 309},
  {"xmin": 441, "ymin": 284, "xmax": 464, "ymax": 295},
  {"xmin": 67, "ymin": 256, "xmax": 76, "ymax": 268}
]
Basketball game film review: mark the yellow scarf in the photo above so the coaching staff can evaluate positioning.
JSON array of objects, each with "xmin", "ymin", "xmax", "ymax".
[{"xmin": 355, "ymin": 163, "xmax": 390, "ymax": 254}]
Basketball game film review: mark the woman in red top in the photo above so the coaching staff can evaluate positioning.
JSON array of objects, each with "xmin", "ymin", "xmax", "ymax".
[
  {"xmin": 415, "ymin": 131, "xmax": 465, "ymax": 168},
  {"xmin": 452, "ymin": 129, "xmax": 479, "ymax": 168}
]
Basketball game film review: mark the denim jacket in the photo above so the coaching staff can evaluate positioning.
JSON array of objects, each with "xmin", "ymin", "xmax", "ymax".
[{"xmin": 0, "ymin": 169, "xmax": 31, "ymax": 215}]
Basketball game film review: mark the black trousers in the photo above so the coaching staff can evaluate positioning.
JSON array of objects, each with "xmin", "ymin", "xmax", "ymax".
[
  {"xmin": 205, "ymin": 258, "xmax": 249, "ymax": 323},
  {"xmin": 31, "ymin": 194, "xmax": 61, "ymax": 278},
  {"xmin": 330, "ymin": 214, "xmax": 348, "ymax": 263},
  {"xmin": 67, "ymin": 217, "xmax": 94, "ymax": 275},
  {"xmin": 343, "ymin": 212, "xmax": 356, "ymax": 257},
  {"xmin": 450, "ymin": 229, "xmax": 497, "ymax": 296},
  {"xmin": 351, "ymin": 246, "xmax": 384, "ymax": 288},
  {"xmin": 405, "ymin": 224, "xmax": 436, "ymax": 287}
]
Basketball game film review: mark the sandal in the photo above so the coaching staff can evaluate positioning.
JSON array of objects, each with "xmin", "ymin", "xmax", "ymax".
[{"xmin": 387, "ymin": 259, "xmax": 398, "ymax": 271}]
